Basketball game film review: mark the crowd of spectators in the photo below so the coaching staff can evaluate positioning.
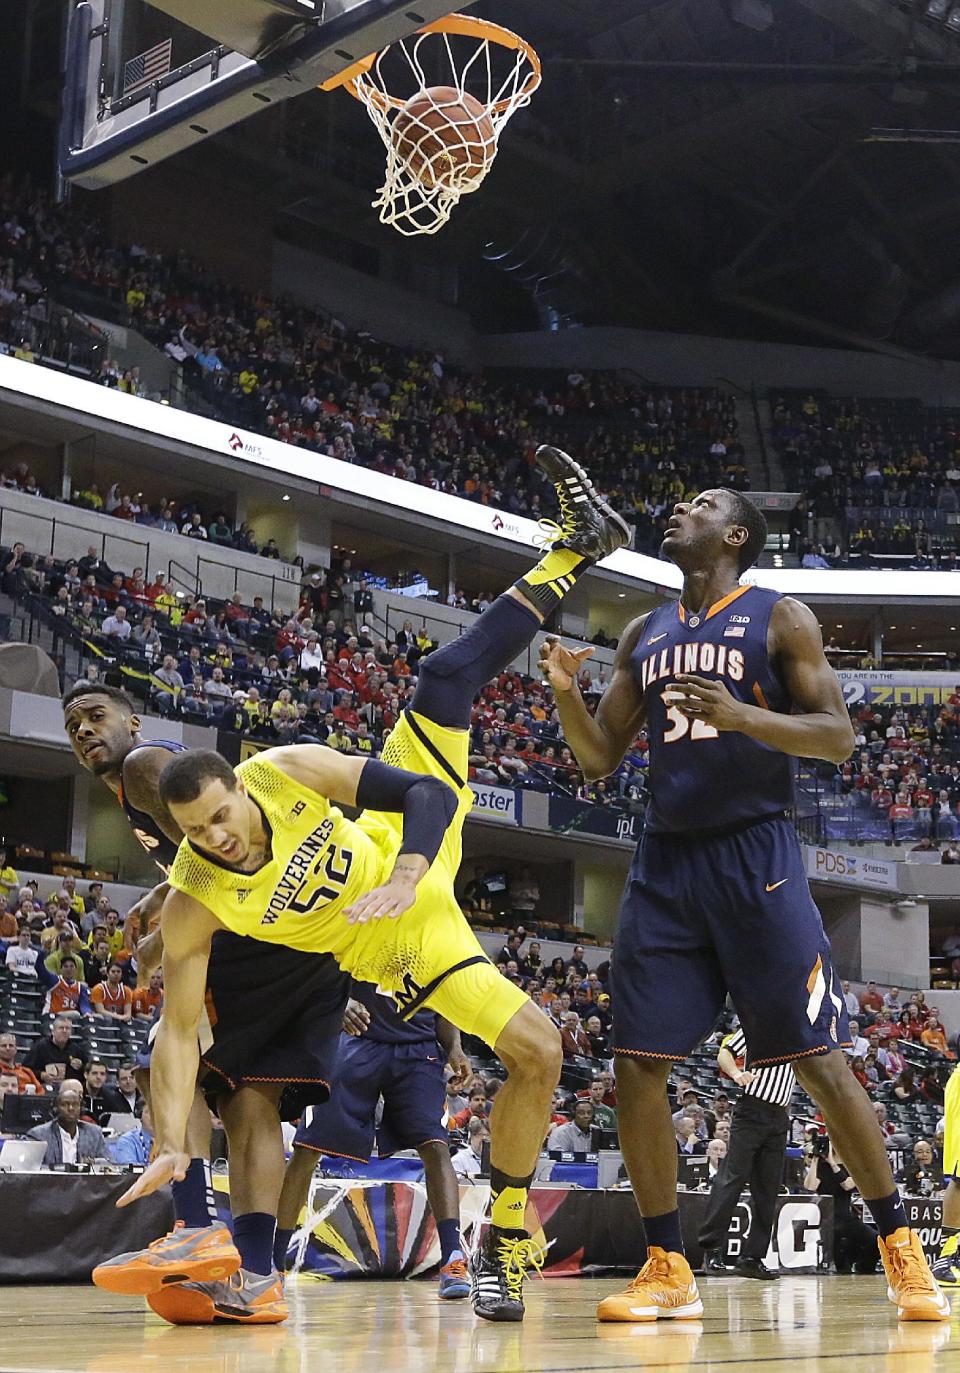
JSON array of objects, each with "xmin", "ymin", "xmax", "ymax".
[
  {"xmin": 5, "ymin": 522, "xmax": 960, "ymax": 833},
  {"xmin": 0, "ymin": 174, "xmax": 744, "ymax": 559},
  {"xmin": 771, "ymin": 390, "xmax": 960, "ymax": 566},
  {"xmin": 1, "ymin": 533, "xmax": 651, "ymax": 803},
  {"xmin": 0, "ymin": 863, "xmax": 161, "ymax": 1012},
  {"xmin": 810, "ymin": 690, "xmax": 960, "ymax": 844}
]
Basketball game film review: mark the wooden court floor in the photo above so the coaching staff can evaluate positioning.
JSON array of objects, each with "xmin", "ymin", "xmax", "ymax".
[{"xmin": 0, "ymin": 1274, "xmax": 956, "ymax": 1373}]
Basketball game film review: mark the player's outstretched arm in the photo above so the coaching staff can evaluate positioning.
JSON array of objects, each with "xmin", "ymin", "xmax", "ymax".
[
  {"xmin": 669, "ymin": 598, "xmax": 855, "ymax": 764},
  {"xmin": 274, "ymin": 746, "xmax": 459, "ymax": 924},
  {"xmin": 117, "ymin": 888, "xmax": 218, "ymax": 1207},
  {"xmin": 542, "ymin": 615, "xmax": 650, "ymax": 781}
]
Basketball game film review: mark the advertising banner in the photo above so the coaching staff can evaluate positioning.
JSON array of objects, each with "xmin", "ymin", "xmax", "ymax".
[
  {"xmin": 803, "ymin": 844, "xmax": 899, "ymax": 892},
  {"xmin": 292, "ymin": 1180, "xmax": 834, "ymax": 1277},
  {"xmin": 548, "ymin": 795, "xmax": 639, "ymax": 844},
  {"xmin": 837, "ymin": 671, "xmax": 960, "ymax": 710},
  {"xmin": 469, "ymin": 782, "xmax": 522, "ymax": 825}
]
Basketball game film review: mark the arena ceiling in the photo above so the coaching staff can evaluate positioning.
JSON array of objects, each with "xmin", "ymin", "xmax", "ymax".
[
  {"xmin": 253, "ymin": 0, "xmax": 960, "ymax": 354},
  {"xmin": 470, "ymin": 0, "xmax": 960, "ymax": 355},
  {"xmin": 16, "ymin": 0, "xmax": 960, "ymax": 355}
]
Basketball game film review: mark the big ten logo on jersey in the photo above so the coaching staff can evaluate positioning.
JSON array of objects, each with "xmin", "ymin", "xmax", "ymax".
[{"xmin": 260, "ymin": 818, "xmax": 353, "ymax": 925}]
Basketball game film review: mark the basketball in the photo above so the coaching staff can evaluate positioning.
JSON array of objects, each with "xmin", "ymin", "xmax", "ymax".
[{"xmin": 390, "ymin": 86, "xmax": 496, "ymax": 191}]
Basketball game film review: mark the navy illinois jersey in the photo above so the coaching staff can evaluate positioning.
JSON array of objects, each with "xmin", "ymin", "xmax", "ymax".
[
  {"xmin": 632, "ymin": 585, "xmax": 794, "ymax": 833},
  {"xmin": 119, "ymin": 739, "xmax": 185, "ymax": 873},
  {"xmin": 351, "ymin": 979, "xmax": 439, "ymax": 1047}
]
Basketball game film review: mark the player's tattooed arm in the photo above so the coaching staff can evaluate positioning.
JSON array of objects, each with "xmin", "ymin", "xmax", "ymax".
[
  {"xmin": 671, "ymin": 598, "xmax": 855, "ymax": 764},
  {"xmin": 541, "ymin": 613, "xmax": 650, "ymax": 781}
]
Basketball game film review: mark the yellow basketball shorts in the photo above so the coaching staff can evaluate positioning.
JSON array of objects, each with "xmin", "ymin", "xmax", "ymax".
[
  {"xmin": 348, "ymin": 710, "xmax": 527, "ymax": 1049},
  {"xmin": 944, "ymin": 1065, "xmax": 960, "ymax": 1180}
]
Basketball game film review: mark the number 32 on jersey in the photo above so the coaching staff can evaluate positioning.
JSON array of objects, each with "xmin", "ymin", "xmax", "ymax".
[{"xmin": 662, "ymin": 688, "xmax": 719, "ymax": 743}]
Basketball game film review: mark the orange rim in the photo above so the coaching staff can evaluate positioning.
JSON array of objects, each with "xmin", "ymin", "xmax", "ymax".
[{"xmin": 319, "ymin": 14, "xmax": 541, "ymax": 115}]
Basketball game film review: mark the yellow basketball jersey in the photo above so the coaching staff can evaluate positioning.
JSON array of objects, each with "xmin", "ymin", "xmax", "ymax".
[{"xmin": 166, "ymin": 755, "xmax": 389, "ymax": 966}]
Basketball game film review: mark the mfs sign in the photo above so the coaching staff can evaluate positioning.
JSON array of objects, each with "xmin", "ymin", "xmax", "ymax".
[{"xmin": 469, "ymin": 783, "xmax": 521, "ymax": 825}]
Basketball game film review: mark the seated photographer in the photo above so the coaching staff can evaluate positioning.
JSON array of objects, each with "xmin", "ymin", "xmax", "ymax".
[
  {"xmin": 804, "ymin": 1133, "xmax": 878, "ymax": 1274},
  {"xmin": 897, "ymin": 1139, "xmax": 944, "ymax": 1196}
]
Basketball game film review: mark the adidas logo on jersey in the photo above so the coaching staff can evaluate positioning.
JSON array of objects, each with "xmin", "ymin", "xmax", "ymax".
[{"xmin": 236, "ymin": 890, "xmax": 251, "ymax": 903}]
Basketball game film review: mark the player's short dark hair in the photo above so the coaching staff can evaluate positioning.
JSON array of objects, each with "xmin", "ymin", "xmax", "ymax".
[
  {"xmin": 159, "ymin": 749, "xmax": 238, "ymax": 808},
  {"xmin": 61, "ymin": 682, "xmax": 135, "ymax": 714},
  {"xmin": 720, "ymin": 490, "xmax": 767, "ymax": 573}
]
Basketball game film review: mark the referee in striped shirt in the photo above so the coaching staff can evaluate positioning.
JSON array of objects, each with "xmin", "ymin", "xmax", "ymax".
[{"xmin": 698, "ymin": 1026, "xmax": 794, "ymax": 1279}]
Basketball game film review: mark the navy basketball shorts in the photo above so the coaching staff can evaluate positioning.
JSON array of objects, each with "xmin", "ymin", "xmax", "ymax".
[
  {"xmin": 200, "ymin": 932, "xmax": 349, "ymax": 1121},
  {"xmin": 611, "ymin": 815, "xmax": 851, "ymax": 1067},
  {"xmin": 294, "ymin": 1034, "xmax": 448, "ymax": 1161}
]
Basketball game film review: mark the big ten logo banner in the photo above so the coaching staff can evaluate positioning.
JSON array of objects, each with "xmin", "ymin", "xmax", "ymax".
[{"xmin": 686, "ymin": 1197, "xmax": 832, "ymax": 1273}]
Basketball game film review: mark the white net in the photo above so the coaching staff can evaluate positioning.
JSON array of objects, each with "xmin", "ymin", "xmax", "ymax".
[{"xmin": 345, "ymin": 19, "xmax": 541, "ymax": 237}]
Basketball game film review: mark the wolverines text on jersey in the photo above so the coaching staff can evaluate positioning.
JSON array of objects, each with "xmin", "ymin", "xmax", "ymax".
[{"xmin": 167, "ymin": 755, "xmax": 389, "ymax": 970}]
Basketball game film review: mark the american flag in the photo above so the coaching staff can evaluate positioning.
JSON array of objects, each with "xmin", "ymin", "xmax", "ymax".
[{"xmin": 122, "ymin": 38, "xmax": 172, "ymax": 96}]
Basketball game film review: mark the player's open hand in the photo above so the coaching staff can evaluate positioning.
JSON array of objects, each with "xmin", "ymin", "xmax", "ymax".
[
  {"xmin": 116, "ymin": 1150, "xmax": 190, "ymax": 1207},
  {"xmin": 667, "ymin": 674, "xmax": 746, "ymax": 731},
  {"xmin": 539, "ymin": 636, "xmax": 594, "ymax": 693},
  {"xmin": 344, "ymin": 876, "xmax": 418, "ymax": 925},
  {"xmin": 342, "ymin": 999, "xmax": 372, "ymax": 1036}
]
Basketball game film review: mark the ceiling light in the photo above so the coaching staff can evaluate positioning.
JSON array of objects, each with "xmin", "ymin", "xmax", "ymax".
[
  {"xmin": 282, "ymin": 493, "xmax": 290, "ymax": 502},
  {"xmin": 618, "ymin": 592, "xmax": 626, "ymax": 598}
]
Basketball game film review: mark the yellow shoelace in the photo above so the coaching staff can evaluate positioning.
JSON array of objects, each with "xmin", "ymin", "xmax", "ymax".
[{"xmin": 496, "ymin": 1237, "xmax": 546, "ymax": 1301}]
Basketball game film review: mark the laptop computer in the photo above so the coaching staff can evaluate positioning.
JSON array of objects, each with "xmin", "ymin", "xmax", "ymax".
[{"xmin": 0, "ymin": 1139, "xmax": 47, "ymax": 1173}]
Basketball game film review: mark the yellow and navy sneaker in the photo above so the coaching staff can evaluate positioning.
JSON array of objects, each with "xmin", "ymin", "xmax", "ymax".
[
  {"xmin": 146, "ymin": 1267, "xmax": 288, "ymax": 1325},
  {"xmin": 535, "ymin": 444, "xmax": 633, "ymax": 560},
  {"xmin": 92, "ymin": 1220, "xmax": 240, "ymax": 1295},
  {"xmin": 932, "ymin": 1231, "xmax": 960, "ymax": 1289},
  {"xmin": 470, "ymin": 1230, "xmax": 545, "ymax": 1322}
]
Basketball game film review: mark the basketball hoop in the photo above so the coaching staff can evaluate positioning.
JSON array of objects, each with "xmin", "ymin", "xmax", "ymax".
[{"xmin": 322, "ymin": 15, "xmax": 541, "ymax": 237}]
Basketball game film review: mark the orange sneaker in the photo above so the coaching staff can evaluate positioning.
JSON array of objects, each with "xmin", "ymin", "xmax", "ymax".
[
  {"xmin": 92, "ymin": 1221, "xmax": 241, "ymax": 1295},
  {"xmin": 146, "ymin": 1268, "xmax": 289, "ymax": 1325},
  {"xmin": 879, "ymin": 1228, "xmax": 951, "ymax": 1322},
  {"xmin": 596, "ymin": 1248, "xmax": 703, "ymax": 1323}
]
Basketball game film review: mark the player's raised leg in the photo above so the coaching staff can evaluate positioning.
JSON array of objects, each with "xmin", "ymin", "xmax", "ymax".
[
  {"xmin": 393, "ymin": 446, "xmax": 628, "ymax": 1320},
  {"xmin": 407, "ymin": 444, "xmax": 630, "ymax": 740}
]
